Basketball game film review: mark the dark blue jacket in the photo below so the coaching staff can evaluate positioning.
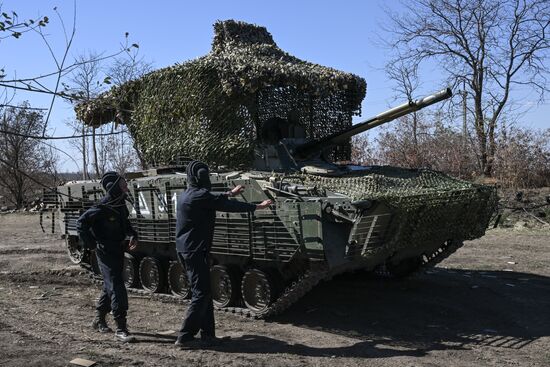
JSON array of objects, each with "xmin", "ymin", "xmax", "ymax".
[
  {"xmin": 175, "ymin": 187, "xmax": 256, "ymax": 254},
  {"xmin": 77, "ymin": 194, "xmax": 137, "ymax": 250}
]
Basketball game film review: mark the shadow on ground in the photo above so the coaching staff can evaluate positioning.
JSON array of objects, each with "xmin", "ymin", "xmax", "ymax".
[
  {"xmin": 216, "ymin": 334, "xmax": 429, "ymax": 358},
  {"xmin": 241, "ymin": 268, "xmax": 550, "ymax": 357},
  {"xmin": 214, "ymin": 268, "xmax": 549, "ymax": 358}
]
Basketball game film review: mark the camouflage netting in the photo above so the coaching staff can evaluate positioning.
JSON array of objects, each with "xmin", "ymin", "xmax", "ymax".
[
  {"xmin": 298, "ymin": 166, "xmax": 498, "ymax": 248},
  {"xmin": 75, "ymin": 20, "xmax": 366, "ymax": 167}
]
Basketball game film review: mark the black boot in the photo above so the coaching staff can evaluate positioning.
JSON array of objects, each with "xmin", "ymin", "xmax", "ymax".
[
  {"xmin": 175, "ymin": 335, "xmax": 199, "ymax": 349},
  {"xmin": 114, "ymin": 318, "xmax": 136, "ymax": 343},
  {"xmin": 91, "ymin": 312, "xmax": 112, "ymax": 333}
]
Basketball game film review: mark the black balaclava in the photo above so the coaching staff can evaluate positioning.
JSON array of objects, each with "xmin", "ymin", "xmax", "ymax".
[
  {"xmin": 186, "ymin": 160, "xmax": 211, "ymax": 190},
  {"xmin": 101, "ymin": 171, "xmax": 124, "ymax": 199}
]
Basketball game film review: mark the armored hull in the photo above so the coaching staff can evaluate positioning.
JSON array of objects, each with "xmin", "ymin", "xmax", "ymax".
[{"xmin": 43, "ymin": 164, "xmax": 497, "ymax": 317}]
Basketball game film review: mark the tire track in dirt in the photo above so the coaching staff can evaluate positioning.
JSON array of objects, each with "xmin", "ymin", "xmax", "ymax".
[
  {"xmin": 0, "ymin": 269, "xmax": 89, "ymax": 287},
  {"xmin": 0, "ymin": 248, "xmax": 66, "ymax": 255}
]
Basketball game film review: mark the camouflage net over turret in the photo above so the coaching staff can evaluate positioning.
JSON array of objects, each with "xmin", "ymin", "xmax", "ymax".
[
  {"xmin": 75, "ymin": 20, "xmax": 366, "ymax": 167},
  {"xmin": 296, "ymin": 166, "xmax": 498, "ymax": 251}
]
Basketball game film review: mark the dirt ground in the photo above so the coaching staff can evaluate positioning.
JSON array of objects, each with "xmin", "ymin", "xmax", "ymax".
[{"xmin": 0, "ymin": 213, "xmax": 549, "ymax": 367}]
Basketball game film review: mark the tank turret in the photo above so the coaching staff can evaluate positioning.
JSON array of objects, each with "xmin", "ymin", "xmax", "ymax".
[{"xmin": 253, "ymin": 88, "xmax": 452, "ymax": 172}]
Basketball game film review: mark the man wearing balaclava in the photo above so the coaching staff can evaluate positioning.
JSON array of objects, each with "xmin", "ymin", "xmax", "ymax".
[
  {"xmin": 174, "ymin": 161, "xmax": 272, "ymax": 348},
  {"xmin": 77, "ymin": 171, "xmax": 138, "ymax": 343}
]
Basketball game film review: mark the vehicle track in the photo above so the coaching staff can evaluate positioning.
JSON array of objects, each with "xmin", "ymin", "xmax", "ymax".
[{"xmin": 84, "ymin": 240, "xmax": 465, "ymax": 319}]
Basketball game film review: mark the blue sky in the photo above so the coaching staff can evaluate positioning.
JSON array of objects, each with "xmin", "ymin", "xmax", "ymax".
[{"xmin": 1, "ymin": 0, "xmax": 548, "ymax": 171}]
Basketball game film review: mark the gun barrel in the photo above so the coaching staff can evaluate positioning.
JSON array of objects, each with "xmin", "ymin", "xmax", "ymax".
[{"xmin": 294, "ymin": 88, "xmax": 452, "ymax": 159}]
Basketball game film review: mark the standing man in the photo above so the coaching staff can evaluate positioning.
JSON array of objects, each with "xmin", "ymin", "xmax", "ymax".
[
  {"xmin": 77, "ymin": 171, "xmax": 138, "ymax": 343},
  {"xmin": 175, "ymin": 160, "xmax": 272, "ymax": 348}
]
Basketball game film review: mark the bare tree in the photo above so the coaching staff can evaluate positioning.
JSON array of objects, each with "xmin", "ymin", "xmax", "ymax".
[
  {"xmin": 67, "ymin": 52, "xmax": 107, "ymax": 178},
  {"xmin": 106, "ymin": 48, "xmax": 153, "ymax": 169},
  {"xmin": 0, "ymin": 3, "xmax": 141, "ymax": 195},
  {"xmin": 65, "ymin": 47, "xmax": 150, "ymax": 177},
  {"xmin": 351, "ymin": 133, "xmax": 378, "ymax": 165},
  {"xmin": 384, "ymin": 0, "xmax": 550, "ymax": 176},
  {"xmin": 385, "ymin": 60, "xmax": 424, "ymax": 165},
  {"xmin": 65, "ymin": 118, "xmax": 92, "ymax": 178},
  {"xmin": 494, "ymin": 126, "xmax": 550, "ymax": 188},
  {"xmin": 1, "ymin": 5, "xmax": 138, "ymax": 108},
  {"xmin": 38, "ymin": 144, "xmax": 61, "ymax": 185},
  {"xmin": 107, "ymin": 46, "xmax": 152, "ymax": 86},
  {"xmin": 107, "ymin": 132, "xmax": 138, "ymax": 174},
  {"xmin": 1, "ymin": 4, "xmax": 139, "ymax": 132},
  {"xmin": 0, "ymin": 104, "xmax": 57, "ymax": 208}
]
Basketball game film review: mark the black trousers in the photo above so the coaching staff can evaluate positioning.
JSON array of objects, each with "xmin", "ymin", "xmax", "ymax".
[
  {"xmin": 95, "ymin": 244, "xmax": 128, "ymax": 325},
  {"xmin": 178, "ymin": 251, "xmax": 215, "ymax": 339}
]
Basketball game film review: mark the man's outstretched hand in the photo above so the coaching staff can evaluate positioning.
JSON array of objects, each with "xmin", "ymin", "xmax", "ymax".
[
  {"xmin": 256, "ymin": 199, "xmax": 273, "ymax": 210},
  {"xmin": 229, "ymin": 185, "xmax": 245, "ymax": 196}
]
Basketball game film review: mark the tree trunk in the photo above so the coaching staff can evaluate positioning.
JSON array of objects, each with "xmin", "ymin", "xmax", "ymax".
[
  {"xmin": 484, "ymin": 121, "xmax": 497, "ymax": 177},
  {"xmin": 82, "ymin": 124, "xmax": 88, "ymax": 180},
  {"xmin": 412, "ymin": 112, "xmax": 419, "ymax": 166},
  {"xmin": 473, "ymin": 83, "xmax": 489, "ymax": 176},
  {"xmin": 92, "ymin": 127, "xmax": 100, "ymax": 177}
]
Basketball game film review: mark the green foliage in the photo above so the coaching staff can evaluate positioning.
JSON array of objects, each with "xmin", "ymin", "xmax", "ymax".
[{"xmin": 0, "ymin": 9, "xmax": 48, "ymax": 39}]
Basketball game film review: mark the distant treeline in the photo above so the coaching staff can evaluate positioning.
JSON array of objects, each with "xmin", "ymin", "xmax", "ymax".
[{"xmin": 351, "ymin": 116, "xmax": 550, "ymax": 189}]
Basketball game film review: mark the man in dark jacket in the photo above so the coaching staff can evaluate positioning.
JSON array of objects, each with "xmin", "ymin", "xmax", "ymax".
[
  {"xmin": 77, "ymin": 171, "xmax": 138, "ymax": 343},
  {"xmin": 174, "ymin": 161, "xmax": 272, "ymax": 348}
]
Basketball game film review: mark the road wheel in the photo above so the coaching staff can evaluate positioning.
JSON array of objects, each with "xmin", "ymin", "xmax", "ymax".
[
  {"xmin": 211, "ymin": 265, "xmax": 240, "ymax": 308},
  {"xmin": 168, "ymin": 261, "xmax": 191, "ymax": 298},
  {"xmin": 139, "ymin": 257, "xmax": 164, "ymax": 293},
  {"xmin": 66, "ymin": 236, "xmax": 84, "ymax": 264},
  {"xmin": 241, "ymin": 268, "xmax": 277, "ymax": 315}
]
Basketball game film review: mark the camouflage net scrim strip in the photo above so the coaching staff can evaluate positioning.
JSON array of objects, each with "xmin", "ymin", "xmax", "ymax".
[
  {"xmin": 75, "ymin": 20, "xmax": 366, "ymax": 167},
  {"xmin": 299, "ymin": 166, "xmax": 499, "ymax": 249}
]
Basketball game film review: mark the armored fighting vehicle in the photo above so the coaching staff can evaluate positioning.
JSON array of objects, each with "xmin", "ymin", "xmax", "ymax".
[{"xmin": 42, "ymin": 20, "xmax": 497, "ymax": 318}]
